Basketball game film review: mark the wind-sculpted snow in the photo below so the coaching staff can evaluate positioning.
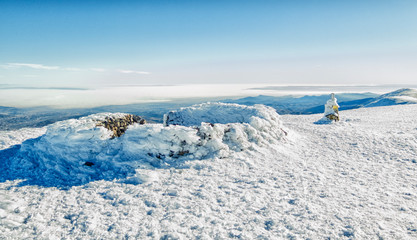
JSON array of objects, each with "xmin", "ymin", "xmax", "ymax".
[{"xmin": 4, "ymin": 103, "xmax": 287, "ymax": 187}]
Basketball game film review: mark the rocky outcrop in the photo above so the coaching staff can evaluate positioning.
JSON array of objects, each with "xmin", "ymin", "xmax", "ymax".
[{"xmin": 96, "ymin": 114, "xmax": 146, "ymax": 138}]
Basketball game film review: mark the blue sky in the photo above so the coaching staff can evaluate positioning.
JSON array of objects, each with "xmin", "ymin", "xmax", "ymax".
[{"xmin": 1, "ymin": 0, "xmax": 417, "ymax": 87}]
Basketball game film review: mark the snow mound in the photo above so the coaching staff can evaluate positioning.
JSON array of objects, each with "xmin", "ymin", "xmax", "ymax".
[
  {"xmin": 6, "ymin": 113, "xmax": 130, "ymax": 186},
  {"xmin": 163, "ymin": 102, "xmax": 280, "ymax": 127},
  {"xmin": 5, "ymin": 103, "xmax": 287, "ymax": 187}
]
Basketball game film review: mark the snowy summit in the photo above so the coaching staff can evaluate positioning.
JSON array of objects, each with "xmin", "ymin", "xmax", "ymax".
[{"xmin": 0, "ymin": 102, "xmax": 416, "ymax": 239}]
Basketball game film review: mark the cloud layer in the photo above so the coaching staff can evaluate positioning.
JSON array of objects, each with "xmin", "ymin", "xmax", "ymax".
[
  {"xmin": 118, "ymin": 69, "xmax": 150, "ymax": 75},
  {"xmin": 1, "ymin": 63, "xmax": 150, "ymax": 75},
  {"xmin": 3, "ymin": 63, "xmax": 60, "ymax": 70}
]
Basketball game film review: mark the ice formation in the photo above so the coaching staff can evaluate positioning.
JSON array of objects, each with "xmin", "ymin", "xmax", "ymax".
[
  {"xmin": 324, "ymin": 93, "xmax": 339, "ymax": 119},
  {"xmin": 5, "ymin": 103, "xmax": 287, "ymax": 186},
  {"xmin": 163, "ymin": 102, "xmax": 279, "ymax": 127},
  {"xmin": 316, "ymin": 93, "xmax": 340, "ymax": 124}
]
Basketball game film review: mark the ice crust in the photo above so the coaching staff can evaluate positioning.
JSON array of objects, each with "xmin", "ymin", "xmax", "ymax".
[{"xmin": 7, "ymin": 103, "xmax": 287, "ymax": 186}]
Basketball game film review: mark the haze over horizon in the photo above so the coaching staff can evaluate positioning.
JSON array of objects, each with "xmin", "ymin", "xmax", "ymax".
[{"xmin": 1, "ymin": 0, "xmax": 417, "ymax": 88}]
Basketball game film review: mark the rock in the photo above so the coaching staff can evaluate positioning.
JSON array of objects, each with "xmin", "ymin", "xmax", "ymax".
[
  {"xmin": 326, "ymin": 113, "xmax": 339, "ymax": 121},
  {"xmin": 96, "ymin": 114, "xmax": 146, "ymax": 138},
  {"xmin": 84, "ymin": 161, "xmax": 94, "ymax": 166}
]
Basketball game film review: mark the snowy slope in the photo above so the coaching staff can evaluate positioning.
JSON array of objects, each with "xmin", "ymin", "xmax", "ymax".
[
  {"xmin": 223, "ymin": 88, "xmax": 417, "ymax": 115},
  {"xmin": 222, "ymin": 93, "xmax": 379, "ymax": 114},
  {"xmin": 1, "ymin": 104, "xmax": 416, "ymax": 239},
  {"xmin": 365, "ymin": 88, "xmax": 417, "ymax": 107}
]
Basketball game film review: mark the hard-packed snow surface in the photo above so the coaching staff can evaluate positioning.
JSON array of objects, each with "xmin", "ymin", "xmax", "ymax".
[{"xmin": 1, "ymin": 103, "xmax": 417, "ymax": 239}]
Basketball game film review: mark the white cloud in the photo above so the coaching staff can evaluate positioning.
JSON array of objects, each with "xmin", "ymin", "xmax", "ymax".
[
  {"xmin": 2, "ymin": 63, "xmax": 79, "ymax": 72},
  {"xmin": 1, "ymin": 63, "xmax": 151, "ymax": 75},
  {"xmin": 63, "ymin": 67, "xmax": 82, "ymax": 71},
  {"xmin": 91, "ymin": 68, "xmax": 107, "ymax": 72},
  {"xmin": 118, "ymin": 69, "xmax": 150, "ymax": 75},
  {"xmin": 5, "ymin": 63, "xmax": 60, "ymax": 70}
]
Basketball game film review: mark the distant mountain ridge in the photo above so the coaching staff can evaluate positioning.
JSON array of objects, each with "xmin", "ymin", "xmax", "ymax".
[
  {"xmin": 222, "ymin": 88, "xmax": 417, "ymax": 115},
  {"xmin": 364, "ymin": 88, "xmax": 417, "ymax": 107},
  {"xmin": 1, "ymin": 88, "xmax": 416, "ymax": 131}
]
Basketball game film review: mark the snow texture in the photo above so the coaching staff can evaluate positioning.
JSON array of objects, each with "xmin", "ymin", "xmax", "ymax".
[
  {"xmin": 163, "ymin": 102, "xmax": 280, "ymax": 127},
  {"xmin": 1, "ymin": 103, "xmax": 416, "ymax": 239},
  {"xmin": 2, "ymin": 103, "xmax": 287, "ymax": 187},
  {"xmin": 0, "ymin": 127, "xmax": 46, "ymax": 150}
]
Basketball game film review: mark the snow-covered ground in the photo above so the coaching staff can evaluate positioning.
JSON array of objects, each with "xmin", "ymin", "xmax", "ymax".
[
  {"xmin": 1, "ymin": 103, "xmax": 416, "ymax": 239},
  {"xmin": 0, "ymin": 127, "xmax": 46, "ymax": 150}
]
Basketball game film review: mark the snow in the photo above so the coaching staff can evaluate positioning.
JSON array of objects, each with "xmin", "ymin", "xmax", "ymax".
[
  {"xmin": 0, "ymin": 127, "xmax": 46, "ymax": 150},
  {"xmin": 391, "ymin": 95, "xmax": 417, "ymax": 103},
  {"xmin": 365, "ymin": 88, "xmax": 417, "ymax": 107},
  {"xmin": 2, "ymin": 103, "xmax": 287, "ymax": 187},
  {"xmin": 323, "ymin": 93, "xmax": 339, "ymax": 117},
  {"xmin": 163, "ymin": 102, "xmax": 281, "ymax": 126},
  {"xmin": 1, "ymin": 103, "xmax": 417, "ymax": 239}
]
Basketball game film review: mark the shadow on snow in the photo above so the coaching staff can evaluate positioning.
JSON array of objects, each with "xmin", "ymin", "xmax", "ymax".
[{"xmin": 0, "ymin": 138, "xmax": 192, "ymax": 189}]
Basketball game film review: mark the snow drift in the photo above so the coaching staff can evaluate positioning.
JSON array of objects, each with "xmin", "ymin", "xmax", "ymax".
[{"xmin": 5, "ymin": 103, "xmax": 287, "ymax": 187}]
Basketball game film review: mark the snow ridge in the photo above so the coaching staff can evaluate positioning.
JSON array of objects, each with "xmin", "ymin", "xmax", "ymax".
[
  {"xmin": 365, "ymin": 88, "xmax": 417, "ymax": 107},
  {"xmin": 5, "ymin": 103, "xmax": 287, "ymax": 187}
]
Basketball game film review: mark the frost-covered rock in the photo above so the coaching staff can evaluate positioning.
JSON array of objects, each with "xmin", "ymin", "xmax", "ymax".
[
  {"xmin": 316, "ymin": 93, "xmax": 340, "ymax": 124},
  {"xmin": 163, "ymin": 102, "xmax": 278, "ymax": 127},
  {"xmin": 96, "ymin": 114, "xmax": 146, "ymax": 138},
  {"xmin": 8, "ymin": 113, "xmax": 131, "ymax": 186},
  {"xmin": 163, "ymin": 102, "xmax": 287, "ymax": 153},
  {"xmin": 6, "ymin": 104, "xmax": 287, "ymax": 186},
  {"xmin": 324, "ymin": 93, "xmax": 340, "ymax": 120}
]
